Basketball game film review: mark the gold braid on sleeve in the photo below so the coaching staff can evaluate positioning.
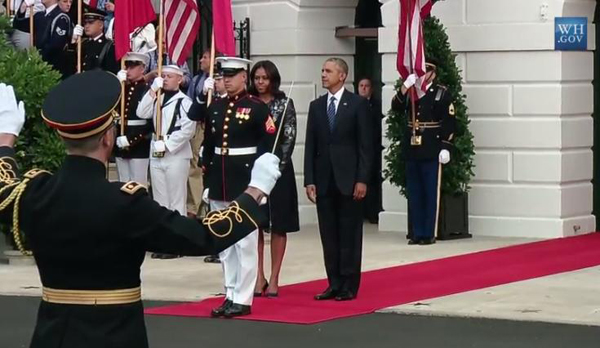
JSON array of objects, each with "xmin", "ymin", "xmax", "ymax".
[
  {"xmin": 0, "ymin": 157, "xmax": 32, "ymax": 256},
  {"xmin": 202, "ymin": 202, "xmax": 259, "ymax": 238}
]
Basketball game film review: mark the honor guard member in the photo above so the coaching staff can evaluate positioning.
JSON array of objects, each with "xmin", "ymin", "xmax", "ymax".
[
  {"xmin": 70, "ymin": 5, "xmax": 119, "ymax": 73},
  {"xmin": 391, "ymin": 58, "xmax": 456, "ymax": 245},
  {"xmin": 190, "ymin": 56, "xmax": 277, "ymax": 317},
  {"xmin": 12, "ymin": 0, "xmax": 71, "ymax": 75},
  {"xmin": 137, "ymin": 64, "xmax": 196, "ymax": 260},
  {"xmin": 114, "ymin": 52, "xmax": 152, "ymax": 185},
  {"xmin": 0, "ymin": 73, "xmax": 281, "ymax": 348}
]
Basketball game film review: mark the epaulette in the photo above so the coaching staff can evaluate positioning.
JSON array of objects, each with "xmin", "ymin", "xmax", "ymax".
[
  {"xmin": 24, "ymin": 169, "xmax": 52, "ymax": 179},
  {"xmin": 120, "ymin": 181, "xmax": 147, "ymax": 195}
]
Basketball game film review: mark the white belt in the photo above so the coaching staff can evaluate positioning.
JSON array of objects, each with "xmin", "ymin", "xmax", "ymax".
[
  {"xmin": 214, "ymin": 147, "xmax": 257, "ymax": 156},
  {"xmin": 126, "ymin": 120, "xmax": 148, "ymax": 126}
]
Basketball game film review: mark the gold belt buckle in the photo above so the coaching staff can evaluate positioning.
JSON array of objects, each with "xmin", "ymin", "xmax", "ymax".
[{"xmin": 411, "ymin": 135, "xmax": 422, "ymax": 146}]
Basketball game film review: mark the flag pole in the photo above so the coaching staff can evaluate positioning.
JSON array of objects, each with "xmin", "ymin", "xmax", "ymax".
[
  {"xmin": 406, "ymin": 0, "xmax": 418, "ymax": 142},
  {"xmin": 153, "ymin": 0, "xmax": 165, "ymax": 158},
  {"xmin": 6, "ymin": 0, "xmax": 11, "ymax": 17},
  {"xmin": 29, "ymin": 5, "xmax": 34, "ymax": 47},
  {"xmin": 77, "ymin": 0, "xmax": 82, "ymax": 73},
  {"xmin": 206, "ymin": 31, "xmax": 216, "ymax": 106},
  {"xmin": 120, "ymin": 59, "xmax": 126, "ymax": 136},
  {"xmin": 271, "ymin": 82, "xmax": 295, "ymax": 154}
]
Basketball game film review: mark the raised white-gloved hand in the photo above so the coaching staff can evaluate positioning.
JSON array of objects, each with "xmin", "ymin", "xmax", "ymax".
[
  {"xmin": 0, "ymin": 84, "xmax": 26, "ymax": 136},
  {"xmin": 403, "ymin": 74, "xmax": 417, "ymax": 89},
  {"xmin": 248, "ymin": 153, "xmax": 281, "ymax": 196},
  {"xmin": 202, "ymin": 77, "xmax": 215, "ymax": 95},
  {"xmin": 439, "ymin": 149, "xmax": 450, "ymax": 164},
  {"xmin": 72, "ymin": 24, "xmax": 84, "ymax": 43},
  {"xmin": 117, "ymin": 70, "xmax": 127, "ymax": 83},
  {"xmin": 116, "ymin": 136, "xmax": 130, "ymax": 149},
  {"xmin": 153, "ymin": 140, "xmax": 166, "ymax": 153},
  {"xmin": 151, "ymin": 77, "xmax": 164, "ymax": 92},
  {"xmin": 202, "ymin": 188, "xmax": 209, "ymax": 204}
]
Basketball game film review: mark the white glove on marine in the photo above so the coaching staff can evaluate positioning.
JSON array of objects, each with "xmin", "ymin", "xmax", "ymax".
[
  {"xmin": 117, "ymin": 70, "xmax": 127, "ymax": 83},
  {"xmin": 403, "ymin": 74, "xmax": 417, "ymax": 89},
  {"xmin": 153, "ymin": 140, "xmax": 166, "ymax": 153},
  {"xmin": 202, "ymin": 77, "xmax": 215, "ymax": 95},
  {"xmin": 439, "ymin": 149, "xmax": 450, "ymax": 164},
  {"xmin": 0, "ymin": 84, "xmax": 26, "ymax": 136},
  {"xmin": 116, "ymin": 136, "xmax": 130, "ymax": 149},
  {"xmin": 202, "ymin": 188, "xmax": 209, "ymax": 204},
  {"xmin": 248, "ymin": 153, "xmax": 281, "ymax": 196},
  {"xmin": 151, "ymin": 77, "xmax": 164, "ymax": 92}
]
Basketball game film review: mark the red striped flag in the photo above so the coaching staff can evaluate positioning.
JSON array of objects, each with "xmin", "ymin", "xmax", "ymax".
[
  {"xmin": 165, "ymin": 0, "xmax": 201, "ymax": 65},
  {"xmin": 397, "ymin": 0, "xmax": 432, "ymax": 99}
]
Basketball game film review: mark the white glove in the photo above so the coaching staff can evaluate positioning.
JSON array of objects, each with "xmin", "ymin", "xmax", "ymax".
[
  {"xmin": 72, "ymin": 24, "xmax": 84, "ymax": 43},
  {"xmin": 153, "ymin": 140, "xmax": 166, "ymax": 153},
  {"xmin": 116, "ymin": 136, "xmax": 130, "ymax": 149},
  {"xmin": 403, "ymin": 74, "xmax": 417, "ymax": 89},
  {"xmin": 23, "ymin": 0, "xmax": 35, "ymax": 7},
  {"xmin": 202, "ymin": 188, "xmax": 209, "ymax": 204},
  {"xmin": 248, "ymin": 153, "xmax": 281, "ymax": 196},
  {"xmin": 151, "ymin": 77, "xmax": 164, "ymax": 92},
  {"xmin": 117, "ymin": 70, "xmax": 127, "ymax": 83},
  {"xmin": 202, "ymin": 77, "xmax": 215, "ymax": 95},
  {"xmin": 439, "ymin": 149, "xmax": 450, "ymax": 164},
  {"xmin": 0, "ymin": 84, "xmax": 26, "ymax": 136}
]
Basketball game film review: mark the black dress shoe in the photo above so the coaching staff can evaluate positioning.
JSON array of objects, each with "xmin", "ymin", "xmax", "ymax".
[
  {"xmin": 419, "ymin": 238, "xmax": 436, "ymax": 245},
  {"xmin": 408, "ymin": 239, "xmax": 419, "ymax": 245},
  {"xmin": 224, "ymin": 303, "xmax": 251, "ymax": 318},
  {"xmin": 314, "ymin": 288, "xmax": 338, "ymax": 300},
  {"xmin": 211, "ymin": 299, "xmax": 232, "ymax": 318},
  {"xmin": 335, "ymin": 291, "xmax": 356, "ymax": 301},
  {"xmin": 203, "ymin": 255, "xmax": 220, "ymax": 263}
]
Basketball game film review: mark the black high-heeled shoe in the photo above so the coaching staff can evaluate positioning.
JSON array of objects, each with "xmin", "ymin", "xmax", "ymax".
[{"xmin": 254, "ymin": 282, "xmax": 268, "ymax": 297}]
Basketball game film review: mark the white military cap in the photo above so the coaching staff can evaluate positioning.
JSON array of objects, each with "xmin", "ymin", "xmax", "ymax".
[
  {"xmin": 162, "ymin": 65, "xmax": 184, "ymax": 76},
  {"xmin": 216, "ymin": 56, "xmax": 252, "ymax": 76},
  {"xmin": 124, "ymin": 52, "xmax": 150, "ymax": 66}
]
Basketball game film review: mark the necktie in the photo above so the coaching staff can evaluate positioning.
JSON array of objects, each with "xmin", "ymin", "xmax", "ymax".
[{"xmin": 327, "ymin": 96, "xmax": 336, "ymax": 131}]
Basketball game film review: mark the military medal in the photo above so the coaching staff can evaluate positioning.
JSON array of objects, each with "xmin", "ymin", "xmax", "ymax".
[{"xmin": 410, "ymin": 135, "xmax": 422, "ymax": 146}]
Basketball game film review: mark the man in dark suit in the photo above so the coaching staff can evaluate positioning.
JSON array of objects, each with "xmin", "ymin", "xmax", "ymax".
[{"xmin": 304, "ymin": 57, "xmax": 372, "ymax": 301}]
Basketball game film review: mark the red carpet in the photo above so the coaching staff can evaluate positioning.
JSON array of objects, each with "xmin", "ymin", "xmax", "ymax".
[{"xmin": 145, "ymin": 233, "xmax": 600, "ymax": 324}]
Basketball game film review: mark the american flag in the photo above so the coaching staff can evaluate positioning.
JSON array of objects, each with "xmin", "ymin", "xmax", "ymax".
[
  {"xmin": 397, "ymin": 0, "xmax": 433, "ymax": 99},
  {"xmin": 165, "ymin": 0, "xmax": 200, "ymax": 65}
]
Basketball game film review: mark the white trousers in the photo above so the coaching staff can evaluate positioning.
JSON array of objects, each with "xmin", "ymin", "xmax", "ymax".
[
  {"xmin": 210, "ymin": 200, "xmax": 258, "ymax": 306},
  {"xmin": 115, "ymin": 157, "xmax": 149, "ymax": 186},
  {"xmin": 150, "ymin": 156, "xmax": 190, "ymax": 216}
]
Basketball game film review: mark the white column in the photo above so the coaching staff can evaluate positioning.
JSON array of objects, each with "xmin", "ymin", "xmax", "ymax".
[
  {"xmin": 378, "ymin": 0, "xmax": 596, "ymax": 238},
  {"xmin": 233, "ymin": 0, "xmax": 359, "ymax": 225}
]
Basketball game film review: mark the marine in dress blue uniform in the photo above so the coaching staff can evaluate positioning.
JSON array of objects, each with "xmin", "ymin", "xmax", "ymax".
[
  {"xmin": 0, "ymin": 71, "xmax": 280, "ymax": 348},
  {"xmin": 391, "ymin": 60, "xmax": 456, "ymax": 245}
]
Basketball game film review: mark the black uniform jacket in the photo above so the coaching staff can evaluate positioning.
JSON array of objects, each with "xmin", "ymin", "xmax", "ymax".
[
  {"xmin": 391, "ymin": 83, "xmax": 456, "ymax": 161},
  {"xmin": 0, "ymin": 147, "xmax": 265, "ymax": 348},
  {"xmin": 190, "ymin": 91, "xmax": 276, "ymax": 202},
  {"xmin": 13, "ymin": 6, "xmax": 71, "ymax": 73},
  {"xmin": 114, "ymin": 80, "xmax": 152, "ymax": 159},
  {"xmin": 81, "ymin": 34, "xmax": 119, "ymax": 73}
]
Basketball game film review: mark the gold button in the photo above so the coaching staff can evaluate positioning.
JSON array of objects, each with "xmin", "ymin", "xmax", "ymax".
[
  {"xmin": 130, "ymin": 87, "xmax": 135, "ymax": 91},
  {"xmin": 224, "ymin": 125, "xmax": 228, "ymax": 130},
  {"xmin": 229, "ymin": 103, "xmax": 234, "ymax": 107},
  {"xmin": 227, "ymin": 110, "xmax": 232, "ymax": 114},
  {"xmin": 223, "ymin": 134, "xmax": 228, "ymax": 138},
  {"xmin": 223, "ymin": 142, "xmax": 228, "ymax": 146},
  {"xmin": 225, "ymin": 117, "xmax": 230, "ymax": 122}
]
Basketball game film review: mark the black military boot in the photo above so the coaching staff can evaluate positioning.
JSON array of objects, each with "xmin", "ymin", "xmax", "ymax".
[{"xmin": 211, "ymin": 299, "xmax": 232, "ymax": 318}]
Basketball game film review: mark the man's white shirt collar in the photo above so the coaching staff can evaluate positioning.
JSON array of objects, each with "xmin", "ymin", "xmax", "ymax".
[{"xmin": 45, "ymin": 3, "xmax": 58, "ymax": 14}]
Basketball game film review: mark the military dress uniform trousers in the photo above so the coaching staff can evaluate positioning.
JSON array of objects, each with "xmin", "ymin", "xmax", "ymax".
[
  {"xmin": 406, "ymin": 159, "xmax": 440, "ymax": 240},
  {"xmin": 115, "ymin": 157, "xmax": 150, "ymax": 186},
  {"xmin": 150, "ymin": 155, "xmax": 190, "ymax": 216},
  {"xmin": 210, "ymin": 200, "xmax": 258, "ymax": 306},
  {"xmin": 186, "ymin": 124, "xmax": 204, "ymax": 215}
]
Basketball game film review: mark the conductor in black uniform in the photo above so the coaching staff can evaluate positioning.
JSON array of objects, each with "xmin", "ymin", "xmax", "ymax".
[
  {"xmin": 391, "ymin": 59, "xmax": 456, "ymax": 245},
  {"xmin": 0, "ymin": 71, "xmax": 281, "ymax": 348},
  {"xmin": 70, "ymin": 6, "xmax": 119, "ymax": 73}
]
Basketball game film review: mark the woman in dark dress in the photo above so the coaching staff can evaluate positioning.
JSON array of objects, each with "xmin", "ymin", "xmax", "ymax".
[{"xmin": 249, "ymin": 60, "xmax": 300, "ymax": 297}]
